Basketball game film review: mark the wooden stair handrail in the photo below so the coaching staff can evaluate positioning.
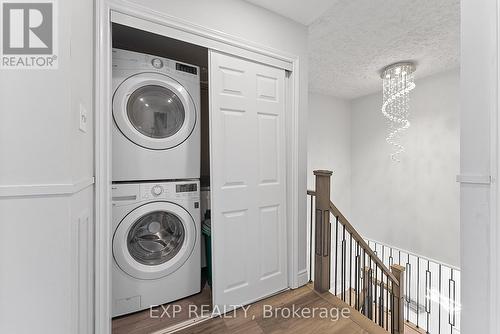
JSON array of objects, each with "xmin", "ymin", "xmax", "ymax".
[
  {"xmin": 329, "ymin": 201, "xmax": 400, "ymax": 284},
  {"xmin": 307, "ymin": 187, "xmax": 399, "ymax": 284},
  {"xmin": 308, "ymin": 171, "xmax": 405, "ymax": 334}
]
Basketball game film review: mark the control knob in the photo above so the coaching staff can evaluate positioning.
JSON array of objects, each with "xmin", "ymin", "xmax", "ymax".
[
  {"xmin": 151, "ymin": 58, "xmax": 164, "ymax": 69},
  {"xmin": 151, "ymin": 185, "xmax": 163, "ymax": 196}
]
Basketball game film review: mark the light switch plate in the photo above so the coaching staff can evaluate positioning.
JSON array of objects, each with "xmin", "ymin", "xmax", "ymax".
[
  {"xmin": 78, "ymin": 209, "xmax": 90, "ymax": 226},
  {"xmin": 79, "ymin": 104, "xmax": 88, "ymax": 133}
]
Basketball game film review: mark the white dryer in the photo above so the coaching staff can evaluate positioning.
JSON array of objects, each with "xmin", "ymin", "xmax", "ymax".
[
  {"xmin": 112, "ymin": 180, "xmax": 201, "ymax": 317},
  {"xmin": 112, "ymin": 48, "xmax": 200, "ymax": 181}
]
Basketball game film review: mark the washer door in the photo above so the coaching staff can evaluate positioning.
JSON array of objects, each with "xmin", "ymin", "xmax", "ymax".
[
  {"xmin": 113, "ymin": 72, "xmax": 196, "ymax": 150},
  {"xmin": 113, "ymin": 202, "xmax": 197, "ymax": 280}
]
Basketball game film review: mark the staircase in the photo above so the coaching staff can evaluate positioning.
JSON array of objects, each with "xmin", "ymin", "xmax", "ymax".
[
  {"xmin": 307, "ymin": 170, "xmax": 461, "ymax": 334},
  {"xmin": 308, "ymin": 170, "xmax": 405, "ymax": 334}
]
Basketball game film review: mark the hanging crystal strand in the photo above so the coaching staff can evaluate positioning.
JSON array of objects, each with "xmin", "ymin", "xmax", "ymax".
[{"xmin": 381, "ymin": 63, "xmax": 415, "ymax": 162}]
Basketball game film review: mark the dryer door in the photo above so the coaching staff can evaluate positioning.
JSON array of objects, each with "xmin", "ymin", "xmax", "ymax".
[
  {"xmin": 113, "ymin": 202, "xmax": 197, "ymax": 280},
  {"xmin": 113, "ymin": 72, "xmax": 197, "ymax": 150}
]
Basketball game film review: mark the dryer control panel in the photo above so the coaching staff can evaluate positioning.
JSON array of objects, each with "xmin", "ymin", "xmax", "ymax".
[{"xmin": 112, "ymin": 48, "xmax": 200, "ymax": 82}]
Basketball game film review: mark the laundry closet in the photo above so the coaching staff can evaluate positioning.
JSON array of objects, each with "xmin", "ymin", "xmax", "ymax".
[{"xmin": 106, "ymin": 13, "xmax": 293, "ymax": 333}]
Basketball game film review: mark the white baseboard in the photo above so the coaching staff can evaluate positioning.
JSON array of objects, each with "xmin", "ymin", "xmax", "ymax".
[{"xmin": 296, "ymin": 269, "xmax": 309, "ymax": 287}]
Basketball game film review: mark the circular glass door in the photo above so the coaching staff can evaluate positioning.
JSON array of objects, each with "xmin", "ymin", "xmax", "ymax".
[
  {"xmin": 113, "ymin": 73, "xmax": 197, "ymax": 150},
  {"xmin": 127, "ymin": 210, "xmax": 185, "ymax": 266},
  {"xmin": 127, "ymin": 86, "xmax": 185, "ymax": 139},
  {"xmin": 113, "ymin": 202, "xmax": 197, "ymax": 280}
]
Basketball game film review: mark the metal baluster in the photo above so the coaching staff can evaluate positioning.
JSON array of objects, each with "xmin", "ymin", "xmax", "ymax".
[
  {"xmin": 309, "ymin": 194, "xmax": 314, "ymax": 282},
  {"xmin": 363, "ymin": 250, "xmax": 366, "ymax": 315},
  {"xmin": 379, "ymin": 278, "xmax": 384, "ymax": 327},
  {"xmin": 417, "ymin": 256, "xmax": 420, "ymax": 328},
  {"xmin": 391, "ymin": 281, "xmax": 395, "ymax": 334},
  {"xmin": 425, "ymin": 261, "xmax": 431, "ymax": 333},
  {"xmin": 386, "ymin": 274, "xmax": 389, "ymax": 331},
  {"xmin": 369, "ymin": 256, "xmax": 373, "ymax": 320},
  {"xmin": 375, "ymin": 263, "xmax": 378, "ymax": 324},
  {"xmin": 335, "ymin": 216, "xmax": 339, "ymax": 295},
  {"xmin": 381, "ymin": 245, "xmax": 385, "ymax": 325},
  {"xmin": 449, "ymin": 269, "xmax": 456, "ymax": 333},
  {"xmin": 376, "ymin": 264, "xmax": 379, "ymax": 325},
  {"xmin": 406, "ymin": 255, "xmax": 411, "ymax": 322},
  {"xmin": 349, "ymin": 234, "xmax": 353, "ymax": 306},
  {"xmin": 359, "ymin": 245, "xmax": 362, "ymax": 311},
  {"xmin": 366, "ymin": 256, "xmax": 370, "ymax": 319},
  {"xmin": 380, "ymin": 274, "xmax": 384, "ymax": 329},
  {"xmin": 397, "ymin": 289, "xmax": 401, "ymax": 333},
  {"xmin": 341, "ymin": 225, "xmax": 346, "ymax": 301},
  {"xmin": 355, "ymin": 245, "xmax": 359, "ymax": 310},
  {"xmin": 356, "ymin": 244, "xmax": 361, "ymax": 311},
  {"xmin": 438, "ymin": 264, "xmax": 442, "ymax": 334},
  {"xmin": 360, "ymin": 245, "xmax": 363, "ymax": 311}
]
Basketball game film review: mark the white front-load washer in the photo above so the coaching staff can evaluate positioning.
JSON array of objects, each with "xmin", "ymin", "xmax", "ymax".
[
  {"xmin": 112, "ymin": 48, "xmax": 200, "ymax": 181},
  {"xmin": 112, "ymin": 180, "xmax": 201, "ymax": 317}
]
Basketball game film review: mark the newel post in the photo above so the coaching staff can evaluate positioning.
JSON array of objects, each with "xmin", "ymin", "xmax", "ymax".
[
  {"xmin": 391, "ymin": 264, "xmax": 405, "ymax": 334},
  {"xmin": 313, "ymin": 170, "xmax": 333, "ymax": 292}
]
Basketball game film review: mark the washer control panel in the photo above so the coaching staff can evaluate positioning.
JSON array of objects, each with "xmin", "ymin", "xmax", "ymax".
[{"xmin": 139, "ymin": 181, "xmax": 200, "ymax": 201}]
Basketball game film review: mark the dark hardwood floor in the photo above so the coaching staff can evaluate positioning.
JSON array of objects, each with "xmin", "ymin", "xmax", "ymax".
[
  {"xmin": 112, "ymin": 283, "xmax": 212, "ymax": 334},
  {"xmin": 112, "ymin": 283, "xmax": 421, "ymax": 334},
  {"xmin": 177, "ymin": 286, "xmax": 381, "ymax": 334}
]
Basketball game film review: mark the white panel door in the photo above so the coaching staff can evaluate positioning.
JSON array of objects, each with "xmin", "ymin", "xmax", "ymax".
[{"xmin": 210, "ymin": 51, "xmax": 287, "ymax": 310}]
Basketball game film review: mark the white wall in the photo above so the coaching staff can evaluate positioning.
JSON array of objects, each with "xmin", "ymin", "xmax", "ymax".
[
  {"xmin": 307, "ymin": 71, "xmax": 460, "ymax": 267},
  {"xmin": 125, "ymin": 0, "xmax": 310, "ymax": 283},
  {"xmin": 350, "ymin": 69, "xmax": 460, "ymax": 267},
  {"xmin": 460, "ymin": 0, "xmax": 497, "ymax": 333},
  {"xmin": 307, "ymin": 92, "xmax": 351, "ymax": 290},
  {"xmin": 307, "ymin": 93, "xmax": 351, "ymax": 217},
  {"xmin": 0, "ymin": 0, "xmax": 94, "ymax": 333},
  {"xmin": 2, "ymin": 0, "xmax": 307, "ymax": 331}
]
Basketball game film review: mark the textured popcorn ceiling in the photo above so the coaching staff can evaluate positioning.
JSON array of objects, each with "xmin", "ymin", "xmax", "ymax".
[
  {"xmin": 308, "ymin": 0, "xmax": 460, "ymax": 99},
  {"xmin": 244, "ymin": 0, "xmax": 334, "ymax": 25}
]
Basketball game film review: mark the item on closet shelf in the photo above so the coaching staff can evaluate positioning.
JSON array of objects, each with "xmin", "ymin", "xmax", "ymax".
[
  {"xmin": 111, "ymin": 180, "xmax": 201, "ymax": 317},
  {"xmin": 200, "ymin": 186, "xmax": 210, "ymax": 218},
  {"xmin": 112, "ymin": 48, "xmax": 201, "ymax": 181},
  {"xmin": 201, "ymin": 210, "xmax": 212, "ymax": 286},
  {"xmin": 200, "ymin": 187, "xmax": 210, "ymax": 269}
]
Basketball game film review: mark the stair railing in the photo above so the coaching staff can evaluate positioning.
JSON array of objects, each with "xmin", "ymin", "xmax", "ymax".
[{"xmin": 308, "ymin": 170, "xmax": 405, "ymax": 334}]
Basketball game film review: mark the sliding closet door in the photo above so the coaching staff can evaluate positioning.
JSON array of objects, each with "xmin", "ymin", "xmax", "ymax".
[{"xmin": 209, "ymin": 51, "xmax": 287, "ymax": 310}]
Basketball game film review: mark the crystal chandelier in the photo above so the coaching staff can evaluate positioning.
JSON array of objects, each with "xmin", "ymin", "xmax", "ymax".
[{"xmin": 381, "ymin": 62, "xmax": 416, "ymax": 162}]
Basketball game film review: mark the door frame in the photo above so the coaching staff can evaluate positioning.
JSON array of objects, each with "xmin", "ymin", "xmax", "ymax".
[{"xmin": 94, "ymin": 1, "xmax": 302, "ymax": 333}]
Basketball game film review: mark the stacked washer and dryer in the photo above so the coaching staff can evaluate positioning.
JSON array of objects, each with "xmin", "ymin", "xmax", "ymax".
[{"xmin": 111, "ymin": 49, "xmax": 202, "ymax": 317}]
